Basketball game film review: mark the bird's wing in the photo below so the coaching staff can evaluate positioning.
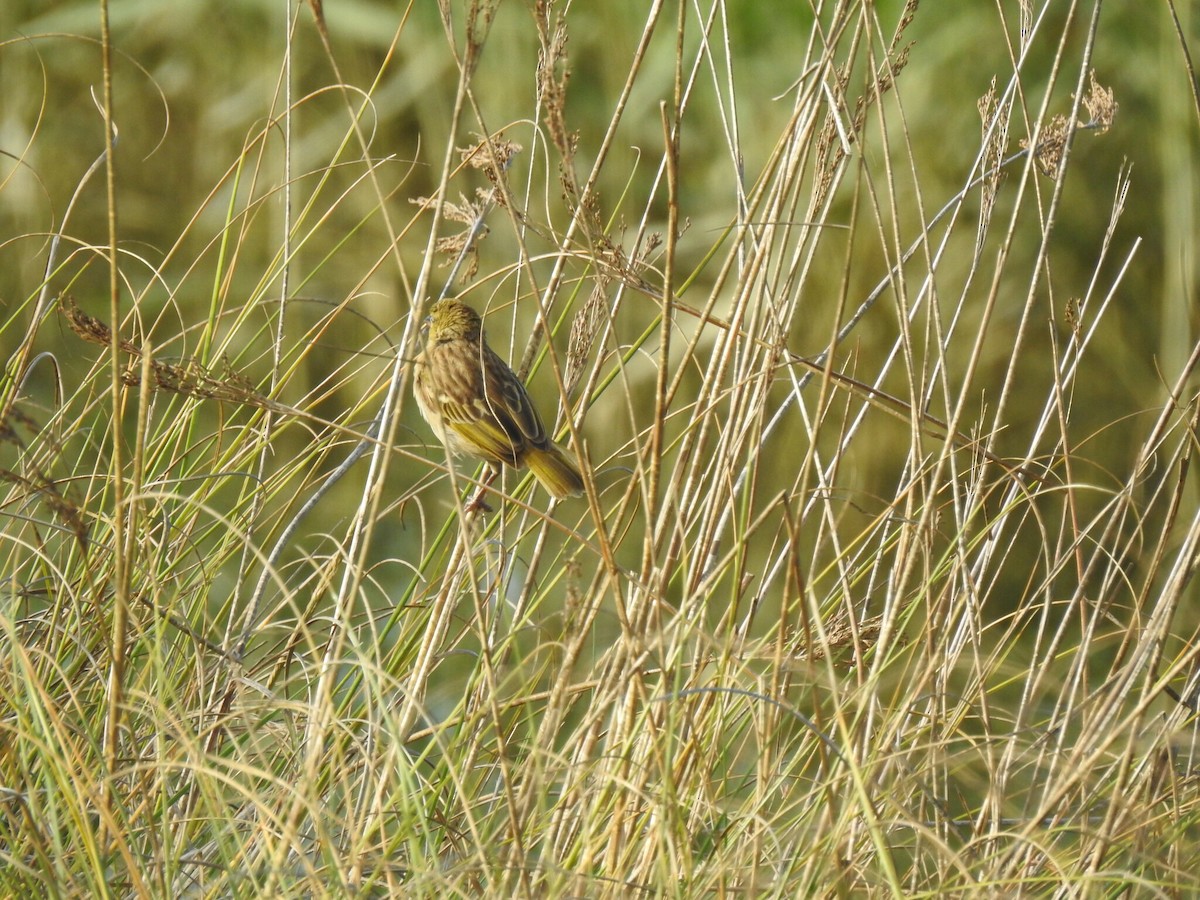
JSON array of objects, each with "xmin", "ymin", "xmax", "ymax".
[
  {"xmin": 481, "ymin": 348, "xmax": 550, "ymax": 445},
  {"xmin": 429, "ymin": 344, "xmax": 551, "ymax": 465},
  {"xmin": 441, "ymin": 408, "xmax": 521, "ymax": 465}
]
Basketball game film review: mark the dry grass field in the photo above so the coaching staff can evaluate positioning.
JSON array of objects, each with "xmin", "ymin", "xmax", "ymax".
[{"xmin": 1, "ymin": 1, "xmax": 1199, "ymax": 895}]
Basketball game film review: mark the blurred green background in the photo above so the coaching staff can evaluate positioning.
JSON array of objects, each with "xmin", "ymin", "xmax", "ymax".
[{"xmin": 1, "ymin": 1, "xmax": 1195, "ymax": 588}]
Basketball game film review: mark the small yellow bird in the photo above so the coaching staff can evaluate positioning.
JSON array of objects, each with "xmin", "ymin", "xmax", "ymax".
[{"xmin": 413, "ymin": 299, "xmax": 584, "ymax": 499}]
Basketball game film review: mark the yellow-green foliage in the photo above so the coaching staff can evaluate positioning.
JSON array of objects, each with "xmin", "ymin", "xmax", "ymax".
[{"xmin": 1, "ymin": 1, "xmax": 1198, "ymax": 895}]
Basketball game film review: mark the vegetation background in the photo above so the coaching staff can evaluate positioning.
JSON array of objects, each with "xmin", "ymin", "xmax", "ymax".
[{"xmin": 2, "ymin": 0, "xmax": 1199, "ymax": 895}]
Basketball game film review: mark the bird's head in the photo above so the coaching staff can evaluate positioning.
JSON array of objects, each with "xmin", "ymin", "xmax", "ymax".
[{"xmin": 425, "ymin": 299, "xmax": 483, "ymax": 344}]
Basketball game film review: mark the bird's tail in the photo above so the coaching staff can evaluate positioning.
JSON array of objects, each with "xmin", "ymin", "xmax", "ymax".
[{"xmin": 524, "ymin": 443, "xmax": 585, "ymax": 499}]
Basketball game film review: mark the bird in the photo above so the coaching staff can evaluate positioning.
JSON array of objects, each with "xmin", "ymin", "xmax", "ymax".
[{"xmin": 413, "ymin": 298, "xmax": 585, "ymax": 499}]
